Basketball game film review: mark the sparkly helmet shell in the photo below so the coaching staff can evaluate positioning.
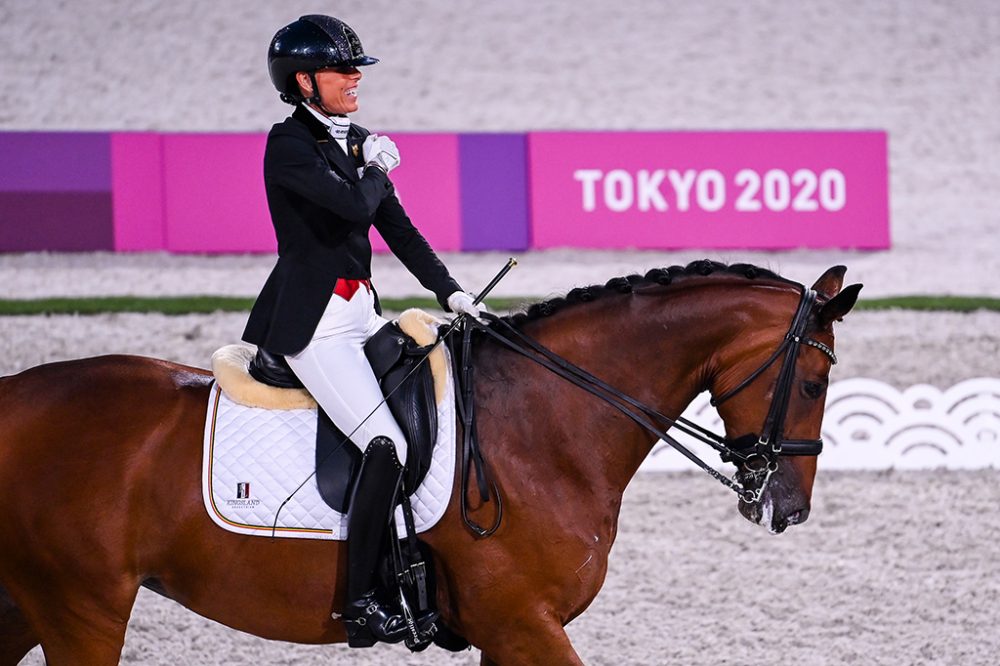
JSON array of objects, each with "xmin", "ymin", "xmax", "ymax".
[{"xmin": 268, "ymin": 15, "xmax": 379, "ymax": 103}]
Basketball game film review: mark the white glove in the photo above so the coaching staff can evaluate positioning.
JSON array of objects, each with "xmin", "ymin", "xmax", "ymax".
[
  {"xmin": 447, "ymin": 291, "xmax": 485, "ymax": 317},
  {"xmin": 362, "ymin": 133, "xmax": 400, "ymax": 174}
]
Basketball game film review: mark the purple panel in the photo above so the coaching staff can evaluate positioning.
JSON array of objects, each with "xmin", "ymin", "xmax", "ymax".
[
  {"xmin": 459, "ymin": 134, "xmax": 529, "ymax": 251},
  {"xmin": 0, "ymin": 132, "xmax": 111, "ymax": 192},
  {"xmin": 0, "ymin": 192, "xmax": 114, "ymax": 251}
]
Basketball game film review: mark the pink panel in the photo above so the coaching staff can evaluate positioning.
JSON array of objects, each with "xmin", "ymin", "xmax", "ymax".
[
  {"xmin": 369, "ymin": 133, "xmax": 461, "ymax": 253},
  {"xmin": 162, "ymin": 134, "xmax": 274, "ymax": 253},
  {"xmin": 110, "ymin": 133, "xmax": 165, "ymax": 251},
  {"xmin": 527, "ymin": 131, "xmax": 890, "ymax": 250}
]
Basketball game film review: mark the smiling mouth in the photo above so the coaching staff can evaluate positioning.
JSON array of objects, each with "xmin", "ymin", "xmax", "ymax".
[{"xmin": 345, "ymin": 88, "xmax": 358, "ymax": 98}]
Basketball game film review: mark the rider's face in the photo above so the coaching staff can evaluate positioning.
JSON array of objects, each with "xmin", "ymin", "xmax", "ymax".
[{"xmin": 297, "ymin": 66, "xmax": 363, "ymax": 115}]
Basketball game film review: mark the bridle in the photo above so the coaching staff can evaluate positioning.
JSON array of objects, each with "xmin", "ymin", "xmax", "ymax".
[
  {"xmin": 707, "ymin": 288, "xmax": 836, "ymax": 499},
  {"xmin": 460, "ymin": 286, "xmax": 836, "ymax": 513}
]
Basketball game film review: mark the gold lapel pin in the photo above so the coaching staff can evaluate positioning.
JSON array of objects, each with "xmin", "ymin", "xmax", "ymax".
[{"xmin": 352, "ymin": 144, "xmax": 360, "ymax": 157}]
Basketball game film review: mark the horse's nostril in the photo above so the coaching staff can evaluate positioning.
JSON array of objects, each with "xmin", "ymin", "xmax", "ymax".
[{"xmin": 786, "ymin": 508, "xmax": 810, "ymax": 526}]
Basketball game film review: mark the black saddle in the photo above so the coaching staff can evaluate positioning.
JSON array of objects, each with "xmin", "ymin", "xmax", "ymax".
[{"xmin": 249, "ymin": 322, "xmax": 439, "ymax": 513}]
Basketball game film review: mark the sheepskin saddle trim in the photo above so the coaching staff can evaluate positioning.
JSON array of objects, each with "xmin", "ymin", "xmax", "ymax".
[{"xmin": 212, "ymin": 308, "xmax": 447, "ymax": 410}]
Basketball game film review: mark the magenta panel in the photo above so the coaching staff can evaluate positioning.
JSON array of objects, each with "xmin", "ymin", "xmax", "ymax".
[
  {"xmin": 370, "ymin": 133, "xmax": 461, "ymax": 253},
  {"xmin": 161, "ymin": 134, "xmax": 274, "ymax": 253},
  {"xmin": 150, "ymin": 132, "xmax": 459, "ymax": 254},
  {"xmin": 527, "ymin": 131, "xmax": 890, "ymax": 250},
  {"xmin": 111, "ymin": 133, "xmax": 165, "ymax": 251}
]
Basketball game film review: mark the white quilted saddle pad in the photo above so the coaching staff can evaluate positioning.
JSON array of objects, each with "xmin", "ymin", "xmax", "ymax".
[{"xmin": 201, "ymin": 354, "xmax": 456, "ymax": 541}]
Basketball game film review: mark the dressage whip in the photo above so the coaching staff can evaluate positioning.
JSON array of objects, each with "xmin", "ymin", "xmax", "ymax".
[{"xmin": 270, "ymin": 258, "xmax": 517, "ymax": 536}]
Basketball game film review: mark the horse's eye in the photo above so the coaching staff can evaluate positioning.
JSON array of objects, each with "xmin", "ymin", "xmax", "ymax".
[{"xmin": 801, "ymin": 380, "xmax": 826, "ymax": 400}]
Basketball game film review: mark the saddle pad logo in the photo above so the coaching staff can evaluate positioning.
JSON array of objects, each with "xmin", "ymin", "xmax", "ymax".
[{"xmin": 226, "ymin": 481, "xmax": 260, "ymax": 510}]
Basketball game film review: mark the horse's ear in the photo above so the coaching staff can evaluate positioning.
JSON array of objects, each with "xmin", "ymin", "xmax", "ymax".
[
  {"xmin": 811, "ymin": 265, "xmax": 848, "ymax": 299},
  {"xmin": 818, "ymin": 283, "xmax": 863, "ymax": 327}
]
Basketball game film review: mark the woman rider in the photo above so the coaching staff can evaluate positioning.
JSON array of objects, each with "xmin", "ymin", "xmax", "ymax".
[{"xmin": 243, "ymin": 15, "xmax": 482, "ymax": 646}]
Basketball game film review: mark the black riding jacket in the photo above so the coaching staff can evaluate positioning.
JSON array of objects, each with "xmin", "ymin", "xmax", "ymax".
[{"xmin": 243, "ymin": 106, "xmax": 461, "ymax": 355}]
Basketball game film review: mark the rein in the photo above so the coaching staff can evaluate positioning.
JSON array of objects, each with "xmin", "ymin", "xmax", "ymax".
[{"xmin": 456, "ymin": 287, "xmax": 835, "ymax": 517}]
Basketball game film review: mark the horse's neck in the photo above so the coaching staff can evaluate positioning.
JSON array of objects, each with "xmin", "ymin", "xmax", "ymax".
[
  {"xmin": 543, "ymin": 289, "xmax": 729, "ymax": 400},
  {"xmin": 509, "ymin": 290, "xmax": 729, "ymax": 494}
]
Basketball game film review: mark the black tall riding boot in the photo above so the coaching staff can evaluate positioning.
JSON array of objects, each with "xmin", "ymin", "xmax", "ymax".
[{"xmin": 343, "ymin": 436, "xmax": 409, "ymax": 646}]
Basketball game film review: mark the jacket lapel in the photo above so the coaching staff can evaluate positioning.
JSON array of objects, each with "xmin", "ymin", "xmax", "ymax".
[{"xmin": 292, "ymin": 106, "xmax": 361, "ymax": 182}]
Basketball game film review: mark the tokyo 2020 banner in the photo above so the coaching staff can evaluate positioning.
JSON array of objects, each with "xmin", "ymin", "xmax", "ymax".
[
  {"xmin": 527, "ymin": 131, "xmax": 889, "ymax": 249},
  {"xmin": 0, "ymin": 130, "xmax": 888, "ymax": 252}
]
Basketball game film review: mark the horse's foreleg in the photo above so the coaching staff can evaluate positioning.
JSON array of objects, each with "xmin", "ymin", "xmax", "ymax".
[
  {"xmin": 29, "ymin": 608, "xmax": 130, "ymax": 666},
  {"xmin": 477, "ymin": 619, "xmax": 584, "ymax": 666},
  {"xmin": 12, "ymin": 581, "xmax": 136, "ymax": 666}
]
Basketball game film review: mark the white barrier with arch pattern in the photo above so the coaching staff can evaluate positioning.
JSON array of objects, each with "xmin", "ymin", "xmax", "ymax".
[{"xmin": 643, "ymin": 378, "xmax": 1000, "ymax": 471}]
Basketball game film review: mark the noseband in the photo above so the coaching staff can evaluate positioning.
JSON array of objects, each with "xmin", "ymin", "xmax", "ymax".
[{"xmin": 463, "ymin": 287, "xmax": 836, "ymax": 504}]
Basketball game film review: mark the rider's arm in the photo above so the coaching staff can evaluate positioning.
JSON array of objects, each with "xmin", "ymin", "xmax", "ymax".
[{"xmin": 373, "ymin": 194, "xmax": 461, "ymax": 310}]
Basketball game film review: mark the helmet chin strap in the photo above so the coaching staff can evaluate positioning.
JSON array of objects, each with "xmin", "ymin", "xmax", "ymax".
[
  {"xmin": 303, "ymin": 73, "xmax": 351, "ymax": 139},
  {"xmin": 306, "ymin": 72, "xmax": 342, "ymax": 119}
]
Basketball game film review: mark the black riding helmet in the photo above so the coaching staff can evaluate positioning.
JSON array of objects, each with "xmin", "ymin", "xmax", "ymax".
[{"xmin": 268, "ymin": 15, "xmax": 379, "ymax": 105}]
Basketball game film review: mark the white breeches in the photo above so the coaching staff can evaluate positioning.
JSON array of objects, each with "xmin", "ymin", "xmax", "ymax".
[{"xmin": 285, "ymin": 286, "xmax": 408, "ymax": 464}]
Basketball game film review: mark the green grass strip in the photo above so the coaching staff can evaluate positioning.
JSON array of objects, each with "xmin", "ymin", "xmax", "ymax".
[
  {"xmin": 0, "ymin": 296, "xmax": 527, "ymax": 316},
  {"xmin": 853, "ymin": 296, "xmax": 1000, "ymax": 312},
  {"xmin": 0, "ymin": 294, "xmax": 996, "ymax": 316},
  {"xmin": 0, "ymin": 296, "xmax": 256, "ymax": 316}
]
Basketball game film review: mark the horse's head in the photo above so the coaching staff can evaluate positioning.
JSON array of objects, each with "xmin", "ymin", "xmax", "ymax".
[{"xmin": 709, "ymin": 266, "xmax": 862, "ymax": 534}]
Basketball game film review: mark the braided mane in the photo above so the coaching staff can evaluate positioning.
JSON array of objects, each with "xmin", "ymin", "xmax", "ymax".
[{"xmin": 499, "ymin": 259, "xmax": 800, "ymax": 328}]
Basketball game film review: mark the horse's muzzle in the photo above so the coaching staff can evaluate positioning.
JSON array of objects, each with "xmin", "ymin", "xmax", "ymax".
[{"xmin": 737, "ymin": 463, "xmax": 812, "ymax": 533}]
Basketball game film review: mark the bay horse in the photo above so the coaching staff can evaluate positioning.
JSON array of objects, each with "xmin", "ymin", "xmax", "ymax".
[{"xmin": 0, "ymin": 261, "xmax": 860, "ymax": 665}]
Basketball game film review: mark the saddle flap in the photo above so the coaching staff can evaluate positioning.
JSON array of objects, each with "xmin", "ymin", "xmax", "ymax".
[
  {"xmin": 364, "ymin": 323, "xmax": 408, "ymax": 379},
  {"xmin": 309, "ymin": 322, "xmax": 439, "ymax": 511},
  {"xmin": 312, "ymin": 354, "xmax": 439, "ymax": 513},
  {"xmin": 382, "ymin": 360, "xmax": 438, "ymax": 492},
  {"xmin": 315, "ymin": 409, "xmax": 362, "ymax": 514},
  {"xmin": 365, "ymin": 321, "xmax": 436, "ymax": 379}
]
